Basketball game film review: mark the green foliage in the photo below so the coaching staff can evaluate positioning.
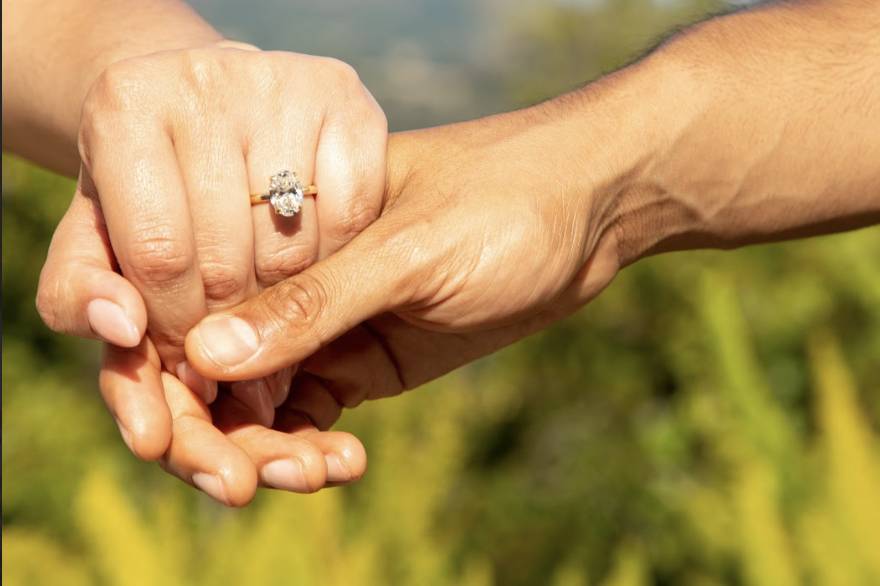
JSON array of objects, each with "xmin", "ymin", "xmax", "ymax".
[
  {"xmin": 499, "ymin": 0, "xmax": 726, "ymax": 107},
  {"xmin": 5, "ymin": 157, "xmax": 879, "ymax": 586},
  {"xmin": 3, "ymin": 529, "xmax": 92, "ymax": 586},
  {"xmin": 3, "ymin": 1, "xmax": 879, "ymax": 584}
]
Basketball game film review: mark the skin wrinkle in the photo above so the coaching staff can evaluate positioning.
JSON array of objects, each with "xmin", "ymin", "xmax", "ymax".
[
  {"xmin": 308, "ymin": 372, "xmax": 368, "ymax": 410},
  {"xmin": 287, "ymin": 375, "xmax": 343, "ymax": 431},
  {"xmin": 359, "ymin": 321, "xmax": 408, "ymax": 395}
]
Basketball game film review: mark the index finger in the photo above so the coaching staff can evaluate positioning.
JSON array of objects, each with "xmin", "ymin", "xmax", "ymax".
[{"xmin": 82, "ymin": 114, "xmax": 207, "ymax": 377}]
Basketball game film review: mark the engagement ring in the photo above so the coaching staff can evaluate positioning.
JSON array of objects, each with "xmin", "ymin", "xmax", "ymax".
[{"xmin": 250, "ymin": 170, "xmax": 317, "ymax": 217}]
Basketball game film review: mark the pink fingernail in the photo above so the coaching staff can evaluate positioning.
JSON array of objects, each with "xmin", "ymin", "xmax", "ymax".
[
  {"xmin": 176, "ymin": 362, "xmax": 218, "ymax": 404},
  {"xmin": 230, "ymin": 379, "xmax": 274, "ymax": 427},
  {"xmin": 195, "ymin": 316, "xmax": 259, "ymax": 366},
  {"xmin": 192, "ymin": 473, "xmax": 229, "ymax": 504},
  {"xmin": 87, "ymin": 299, "xmax": 141, "ymax": 347},
  {"xmin": 261, "ymin": 459, "xmax": 310, "ymax": 492},
  {"xmin": 325, "ymin": 453, "xmax": 352, "ymax": 482}
]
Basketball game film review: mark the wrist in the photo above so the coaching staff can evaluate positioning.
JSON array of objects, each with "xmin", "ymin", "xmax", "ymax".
[{"xmin": 564, "ymin": 51, "xmax": 718, "ymax": 268}]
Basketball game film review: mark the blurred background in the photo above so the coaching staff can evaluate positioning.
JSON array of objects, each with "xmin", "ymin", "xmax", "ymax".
[{"xmin": 4, "ymin": 0, "xmax": 880, "ymax": 584}]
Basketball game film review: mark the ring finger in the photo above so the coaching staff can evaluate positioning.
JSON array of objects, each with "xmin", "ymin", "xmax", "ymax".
[
  {"xmin": 235, "ymin": 119, "xmax": 322, "ymax": 418},
  {"xmin": 247, "ymin": 117, "xmax": 321, "ymax": 289}
]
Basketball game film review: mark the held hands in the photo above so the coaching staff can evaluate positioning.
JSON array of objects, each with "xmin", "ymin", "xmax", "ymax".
[
  {"xmin": 176, "ymin": 101, "xmax": 627, "ymax": 504},
  {"xmin": 30, "ymin": 0, "xmax": 880, "ymax": 507},
  {"xmin": 37, "ymin": 43, "xmax": 388, "ymax": 503},
  {"xmin": 186, "ymin": 105, "xmax": 626, "ymax": 426},
  {"xmin": 39, "ymin": 45, "xmax": 628, "ymax": 506}
]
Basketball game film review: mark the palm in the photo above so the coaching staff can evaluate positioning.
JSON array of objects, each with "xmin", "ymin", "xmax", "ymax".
[{"xmin": 295, "ymin": 261, "xmax": 615, "ymax": 430}]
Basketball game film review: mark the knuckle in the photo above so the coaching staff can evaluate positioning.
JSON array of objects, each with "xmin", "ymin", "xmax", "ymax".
[
  {"xmin": 180, "ymin": 48, "xmax": 223, "ymax": 94},
  {"xmin": 327, "ymin": 382, "xmax": 366, "ymax": 409},
  {"xmin": 35, "ymin": 277, "xmax": 62, "ymax": 333},
  {"xmin": 321, "ymin": 57, "xmax": 361, "ymax": 86},
  {"xmin": 367, "ymin": 101, "xmax": 389, "ymax": 134},
  {"xmin": 80, "ymin": 64, "xmax": 155, "ymax": 158},
  {"xmin": 124, "ymin": 233, "xmax": 195, "ymax": 286},
  {"xmin": 149, "ymin": 327, "xmax": 188, "ymax": 353},
  {"xmin": 330, "ymin": 199, "xmax": 381, "ymax": 244},
  {"xmin": 256, "ymin": 247, "xmax": 316, "ymax": 286},
  {"xmin": 263, "ymin": 273, "xmax": 329, "ymax": 341},
  {"xmin": 291, "ymin": 441, "xmax": 323, "ymax": 476},
  {"xmin": 199, "ymin": 261, "xmax": 249, "ymax": 302},
  {"xmin": 76, "ymin": 131, "xmax": 93, "ymax": 169},
  {"xmin": 87, "ymin": 61, "xmax": 150, "ymax": 115},
  {"xmin": 351, "ymin": 86, "xmax": 387, "ymax": 131},
  {"xmin": 254, "ymin": 54, "xmax": 283, "ymax": 84}
]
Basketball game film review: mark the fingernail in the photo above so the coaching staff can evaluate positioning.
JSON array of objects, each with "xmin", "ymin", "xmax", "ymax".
[
  {"xmin": 195, "ymin": 316, "xmax": 259, "ymax": 366},
  {"xmin": 176, "ymin": 361, "xmax": 218, "ymax": 404},
  {"xmin": 230, "ymin": 380, "xmax": 274, "ymax": 427},
  {"xmin": 192, "ymin": 472, "xmax": 229, "ymax": 504},
  {"xmin": 261, "ymin": 459, "xmax": 309, "ymax": 492},
  {"xmin": 325, "ymin": 453, "xmax": 352, "ymax": 482},
  {"xmin": 87, "ymin": 299, "xmax": 141, "ymax": 347},
  {"xmin": 115, "ymin": 419, "xmax": 135, "ymax": 453}
]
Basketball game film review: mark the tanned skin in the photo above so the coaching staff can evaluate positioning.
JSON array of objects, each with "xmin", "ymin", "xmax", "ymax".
[{"xmin": 5, "ymin": 0, "xmax": 878, "ymax": 505}]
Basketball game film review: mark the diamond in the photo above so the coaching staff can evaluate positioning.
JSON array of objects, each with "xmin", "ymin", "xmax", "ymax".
[
  {"xmin": 269, "ymin": 170, "xmax": 298, "ymax": 194},
  {"xmin": 267, "ymin": 170, "xmax": 305, "ymax": 217},
  {"xmin": 270, "ymin": 187, "xmax": 304, "ymax": 217}
]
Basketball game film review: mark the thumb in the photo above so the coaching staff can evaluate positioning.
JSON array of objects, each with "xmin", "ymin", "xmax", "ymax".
[
  {"xmin": 185, "ymin": 219, "xmax": 413, "ymax": 381},
  {"xmin": 38, "ymin": 184, "xmax": 169, "ymax": 461},
  {"xmin": 37, "ymin": 185, "xmax": 147, "ymax": 347}
]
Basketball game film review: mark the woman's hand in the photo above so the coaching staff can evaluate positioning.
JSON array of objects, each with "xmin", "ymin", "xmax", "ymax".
[
  {"xmin": 39, "ymin": 189, "xmax": 369, "ymax": 506},
  {"xmin": 35, "ymin": 43, "xmax": 386, "ymax": 500},
  {"xmin": 37, "ymin": 42, "xmax": 386, "ymax": 407},
  {"xmin": 184, "ymin": 0, "xmax": 880, "ymax": 433},
  {"xmin": 102, "ymin": 336, "xmax": 368, "ymax": 506}
]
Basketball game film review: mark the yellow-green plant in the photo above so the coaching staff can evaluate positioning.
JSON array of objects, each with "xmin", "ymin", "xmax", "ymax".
[
  {"xmin": 4, "ymin": 0, "xmax": 880, "ymax": 578},
  {"xmin": 686, "ymin": 271, "xmax": 880, "ymax": 586},
  {"xmin": 5, "ymin": 373, "xmax": 496, "ymax": 586}
]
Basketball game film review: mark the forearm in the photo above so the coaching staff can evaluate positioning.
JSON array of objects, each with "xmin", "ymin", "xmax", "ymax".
[
  {"xmin": 2, "ymin": 0, "xmax": 223, "ymax": 176},
  {"xmin": 577, "ymin": 0, "xmax": 880, "ymax": 265}
]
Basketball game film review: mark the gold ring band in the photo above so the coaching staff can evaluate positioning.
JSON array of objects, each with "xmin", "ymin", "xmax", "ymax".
[
  {"xmin": 250, "ymin": 184, "xmax": 317, "ymax": 205},
  {"xmin": 254, "ymin": 170, "xmax": 315, "ymax": 217}
]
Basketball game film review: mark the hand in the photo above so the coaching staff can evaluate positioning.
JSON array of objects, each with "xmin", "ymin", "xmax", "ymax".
[
  {"xmin": 36, "ymin": 43, "xmax": 385, "ymax": 502},
  {"xmin": 183, "ymin": 5, "xmax": 880, "ymax": 414},
  {"xmin": 183, "ymin": 98, "xmax": 627, "ymax": 431},
  {"xmin": 37, "ymin": 42, "xmax": 386, "ymax": 410},
  {"xmin": 102, "ymin": 336, "xmax": 367, "ymax": 505},
  {"xmin": 74, "ymin": 88, "xmax": 622, "ymax": 505}
]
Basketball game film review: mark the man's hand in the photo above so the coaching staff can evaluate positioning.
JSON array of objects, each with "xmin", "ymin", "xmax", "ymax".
[
  {"xmin": 184, "ymin": 0, "xmax": 880, "ymax": 434},
  {"xmin": 181, "ymin": 107, "xmax": 626, "ymax": 416}
]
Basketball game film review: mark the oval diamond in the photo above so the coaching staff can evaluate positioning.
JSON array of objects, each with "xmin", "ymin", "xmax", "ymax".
[
  {"xmin": 267, "ymin": 170, "xmax": 305, "ymax": 217},
  {"xmin": 270, "ymin": 170, "xmax": 297, "ymax": 194},
  {"xmin": 269, "ymin": 186, "xmax": 304, "ymax": 217}
]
